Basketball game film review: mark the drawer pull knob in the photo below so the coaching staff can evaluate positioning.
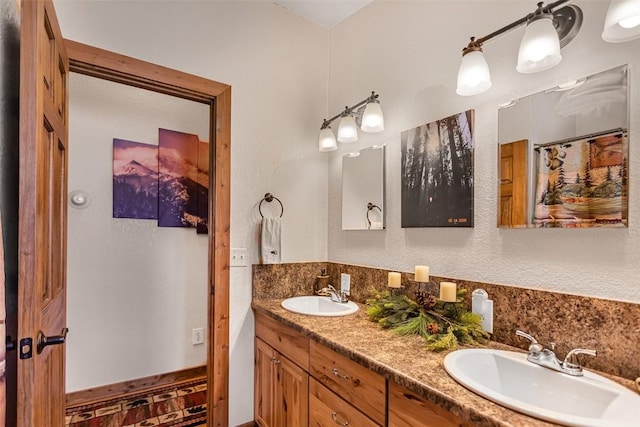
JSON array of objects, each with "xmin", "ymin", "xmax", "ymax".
[
  {"xmin": 332, "ymin": 368, "xmax": 349, "ymax": 380},
  {"xmin": 331, "ymin": 411, "xmax": 349, "ymax": 426}
]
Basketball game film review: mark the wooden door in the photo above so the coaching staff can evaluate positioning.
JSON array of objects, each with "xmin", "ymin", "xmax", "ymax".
[
  {"xmin": 255, "ymin": 337, "xmax": 276, "ymax": 427},
  {"xmin": 275, "ymin": 352, "xmax": 308, "ymax": 427},
  {"xmin": 17, "ymin": 0, "xmax": 69, "ymax": 425},
  {"xmin": 499, "ymin": 140, "xmax": 528, "ymax": 227}
]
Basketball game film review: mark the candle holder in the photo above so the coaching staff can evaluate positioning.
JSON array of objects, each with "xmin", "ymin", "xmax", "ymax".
[
  {"xmin": 440, "ymin": 299, "xmax": 463, "ymax": 317},
  {"xmin": 413, "ymin": 279, "xmax": 438, "ymax": 296},
  {"xmin": 389, "ymin": 286, "xmax": 403, "ymax": 296}
]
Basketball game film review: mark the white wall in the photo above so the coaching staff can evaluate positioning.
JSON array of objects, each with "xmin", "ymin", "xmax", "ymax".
[
  {"xmin": 66, "ymin": 73, "xmax": 210, "ymax": 392},
  {"xmin": 55, "ymin": 1, "xmax": 329, "ymax": 424},
  {"xmin": 327, "ymin": 0, "xmax": 640, "ymax": 303}
]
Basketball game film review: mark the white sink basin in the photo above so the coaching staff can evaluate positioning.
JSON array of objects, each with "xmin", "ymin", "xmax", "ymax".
[
  {"xmin": 281, "ymin": 296, "xmax": 358, "ymax": 317},
  {"xmin": 444, "ymin": 349, "xmax": 640, "ymax": 427}
]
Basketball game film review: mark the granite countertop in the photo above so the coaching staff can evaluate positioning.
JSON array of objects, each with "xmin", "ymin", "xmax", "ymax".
[{"xmin": 252, "ymin": 299, "xmax": 636, "ymax": 427}]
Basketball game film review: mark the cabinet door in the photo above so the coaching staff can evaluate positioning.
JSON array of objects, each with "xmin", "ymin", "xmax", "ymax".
[
  {"xmin": 255, "ymin": 338, "xmax": 276, "ymax": 427},
  {"xmin": 275, "ymin": 352, "xmax": 309, "ymax": 427},
  {"xmin": 388, "ymin": 381, "xmax": 474, "ymax": 427}
]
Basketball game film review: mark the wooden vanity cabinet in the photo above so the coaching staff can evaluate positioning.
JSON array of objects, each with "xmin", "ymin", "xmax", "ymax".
[
  {"xmin": 255, "ymin": 310, "xmax": 477, "ymax": 427},
  {"xmin": 388, "ymin": 381, "xmax": 474, "ymax": 427},
  {"xmin": 309, "ymin": 378, "xmax": 379, "ymax": 427},
  {"xmin": 255, "ymin": 313, "xmax": 309, "ymax": 427},
  {"xmin": 309, "ymin": 340, "xmax": 385, "ymax": 426}
]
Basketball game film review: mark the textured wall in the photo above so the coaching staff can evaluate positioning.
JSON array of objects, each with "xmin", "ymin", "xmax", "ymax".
[
  {"xmin": 327, "ymin": 0, "xmax": 640, "ymax": 303},
  {"xmin": 54, "ymin": 1, "xmax": 328, "ymax": 424}
]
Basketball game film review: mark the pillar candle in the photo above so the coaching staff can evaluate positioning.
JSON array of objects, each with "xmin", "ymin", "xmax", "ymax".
[
  {"xmin": 439, "ymin": 281, "xmax": 457, "ymax": 302},
  {"xmin": 414, "ymin": 265, "xmax": 429, "ymax": 282},
  {"xmin": 388, "ymin": 272, "xmax": 402, "ymax": 288}
]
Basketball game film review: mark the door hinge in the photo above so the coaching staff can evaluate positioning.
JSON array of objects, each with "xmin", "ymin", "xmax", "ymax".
[{"xmin": 19, "ymin": 337, "xmax": 33, "ymax": 359}]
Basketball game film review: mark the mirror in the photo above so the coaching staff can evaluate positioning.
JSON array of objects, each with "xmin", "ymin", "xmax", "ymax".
[
  {"xmin": 342, "ymin": 145, "xmax": 385, "ymax": 230},
  {"xmin": 498, "ymin": 65, "xmax": 629, "ymax": 228}
]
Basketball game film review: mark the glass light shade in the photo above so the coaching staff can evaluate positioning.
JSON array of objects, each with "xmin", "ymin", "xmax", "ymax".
[
  {"xmin": 318, "ymin": 127, "xmax": 337, "ymax": 152},
  {"xmin": 517, "ymin": 15, "xmax": 562, "ymax": 73},
  {"xmin": 361, "ymin": 101, "xmax": 384, "ymax": 133},
  {"xmin": 337, "ymin": 114, "xmax": 358, "ymax": 143},
  {"xmin": 456, "ymin": 50, "xmax": 492, "ymax": 96},
  {"xmin": 602, "ymin": 0, "xmax": 640, "ymax": 42}
]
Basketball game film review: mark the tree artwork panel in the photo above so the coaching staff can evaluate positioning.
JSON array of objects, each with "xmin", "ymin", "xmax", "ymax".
[
  {"xmin": 401, "ymin": 110, "xmax": 474, "ymax": 227},
  {"xmin": 113, "ymin": 139, "xmax": 159, "ymax": 220},
  {"xmin": 158, "ymin": 128, "xmax": 209, "ymax": 228},
  {"xmin": 533, "ymin": 129, "xmax": 628, "ymax": 228}
]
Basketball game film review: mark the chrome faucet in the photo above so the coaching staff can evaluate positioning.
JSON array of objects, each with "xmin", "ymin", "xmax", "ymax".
[
  {"xmin": 516, "ymin": 330, "xmax": 596, "ymax": 376},
  {"xmin": 327, "ymin": 284, "xmax": 349, "ymax": 303}
]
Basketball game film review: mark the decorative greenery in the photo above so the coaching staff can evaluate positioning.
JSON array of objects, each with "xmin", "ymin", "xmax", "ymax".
[{"xmin": 365, "ymin": 288, "xmax": 488, "ymax": 351}]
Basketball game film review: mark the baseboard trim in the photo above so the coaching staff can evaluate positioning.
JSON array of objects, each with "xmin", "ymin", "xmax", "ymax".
[
  {"xmin": 235, "ymin": 422, "xmax": 256, "ymax": 427},
  {"xmin": 65, "ymin": 365, "xmax": 207, "ymax": 409}
]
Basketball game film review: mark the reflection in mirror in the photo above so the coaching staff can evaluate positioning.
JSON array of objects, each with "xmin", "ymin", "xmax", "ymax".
[
  {"xmin": 342, "ymin": 145, "xmax": 385, "ymax": 230},
  {"xmin": 498, "ymin": 65, "xmax": 629, "ymax": 228}
]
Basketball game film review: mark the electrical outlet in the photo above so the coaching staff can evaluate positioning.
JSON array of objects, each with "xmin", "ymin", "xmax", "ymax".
[
  {"xmin": 192, "ymin": 327, "xmax": 204, "ymax": 345},
  {"xmin": 230, "ymin": 248, "xmax": 248, "ymax": 267}
]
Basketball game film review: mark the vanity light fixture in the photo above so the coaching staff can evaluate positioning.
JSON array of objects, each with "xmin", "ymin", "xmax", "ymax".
[
  {"xmin": 602, "ymin": 0, "xmax": 640, "ymax": 42},
  {"xmin": 318, "ymin": 91, "xmax": 384, "ymax": 152},
  {"xmin": 456, "ymin": 0, "xmax": 583, "ymax": 96}
]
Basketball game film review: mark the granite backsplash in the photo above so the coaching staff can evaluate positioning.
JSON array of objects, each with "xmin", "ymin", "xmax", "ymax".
[{"xmin": 252, "ymin": 261, "xmax": 640, "ymax": 381}]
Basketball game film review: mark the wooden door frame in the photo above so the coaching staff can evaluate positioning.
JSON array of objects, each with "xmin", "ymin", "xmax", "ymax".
[{"xmin": 64, "ymin": 39, "xmax": 231, "ymax": 426}]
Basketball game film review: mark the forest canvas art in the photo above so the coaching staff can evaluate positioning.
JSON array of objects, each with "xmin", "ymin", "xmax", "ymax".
[
  {"xmin": 401, "ymin": 110, "xmax": 474, "ymax": 227},
  {"xmin": 113, "ymin": 139, "xmax": 159, "ymax": 219},
  {"xmin": 533, "ymin": 129, "xmax": 628, "ymax": 228}
]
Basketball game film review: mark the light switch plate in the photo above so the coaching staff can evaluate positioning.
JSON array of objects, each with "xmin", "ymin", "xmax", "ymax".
[{"xmin": 230, "ymin": 248, "xmax": 248, "ymax": 267}]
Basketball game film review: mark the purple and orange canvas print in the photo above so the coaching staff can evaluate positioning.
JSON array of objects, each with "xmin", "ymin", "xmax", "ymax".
[
  {"xmin": 113, "ymin": 139, "xmax": 158, "ymax": 219},
  {"xmin": 196, "ymin": 139, "xmax": 209, "ymax": 234},
  {"xmin": 158, "ymin": 128, "xmax": 209, "ymax": 228}
]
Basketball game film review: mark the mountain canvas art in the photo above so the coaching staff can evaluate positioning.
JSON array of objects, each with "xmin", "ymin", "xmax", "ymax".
[
  {"xmin": 158, "ymin": 128, "xmax": 209, "ymax": 228},
  {"xmin": 113, "ymin": 139, "xmax": 159, "ymax": 219}
]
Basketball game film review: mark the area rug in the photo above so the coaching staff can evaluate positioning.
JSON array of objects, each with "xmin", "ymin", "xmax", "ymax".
[{"xmin": 65, "ymin": 378, "xmax": 207, "ymax": 427}]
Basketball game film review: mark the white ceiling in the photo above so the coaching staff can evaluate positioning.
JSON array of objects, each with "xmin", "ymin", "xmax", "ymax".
[{"xmin": 274, "ymin": 0, "xmax": 374, "ymax": 28}]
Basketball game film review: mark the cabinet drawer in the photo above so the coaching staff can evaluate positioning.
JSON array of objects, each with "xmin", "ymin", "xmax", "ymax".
[
  {"xmin": 388, "ymin": 381, "xmax": 474, "ymax": 427},
  {"xmin": 255, "ymin": 312, "xmax": 309, "ymax": 370},
  {"xmin": 309, "ymin": 378, "xmax": 380, "ymax": 427},
  {"xmin": 309, "ymin": 340, "xmax": 385, "ymax": 425}
]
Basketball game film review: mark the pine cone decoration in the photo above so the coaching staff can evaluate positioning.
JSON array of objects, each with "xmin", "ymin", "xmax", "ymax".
[
  {"xmin": 415, "ymin": 291, "xmax": 437, "ymax": 311},
  {"xmin": 427, "ymin": 322, "xmax": 440, "ymax": 335}
]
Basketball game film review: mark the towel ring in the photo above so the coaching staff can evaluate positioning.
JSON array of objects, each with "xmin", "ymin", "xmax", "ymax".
[
  {"xmin": 366, "ymin": 203, "xmax": 381, "ymax": 228},
  {"xmin": 259, "ymin": 193, "xmax": 284, "ymax": 218}
]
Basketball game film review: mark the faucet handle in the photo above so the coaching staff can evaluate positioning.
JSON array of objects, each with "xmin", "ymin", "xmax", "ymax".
[
  {"xmin": 515, "ymin": 330, "xmax": 544, "ymax": 355},
  {"xmin": 563, "ymin": 348, "xmax": 597, "ymax": 375}
]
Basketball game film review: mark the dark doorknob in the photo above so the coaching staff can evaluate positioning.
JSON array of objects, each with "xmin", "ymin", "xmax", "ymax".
[{"xmin": 36, "ymin": 327, "xmax": 69, "ymax": 354}]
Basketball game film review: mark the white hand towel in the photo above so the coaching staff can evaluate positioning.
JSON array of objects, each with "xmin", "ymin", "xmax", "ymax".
[{"xmin": 260, "ymin": 217, "xmax": 281, "ymax": 264}]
